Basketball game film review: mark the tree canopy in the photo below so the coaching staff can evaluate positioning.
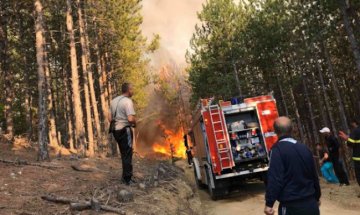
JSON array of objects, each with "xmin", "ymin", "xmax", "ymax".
[{"xmin": 187, "ymin": 0, "xmax": 360, "ymax": 174}]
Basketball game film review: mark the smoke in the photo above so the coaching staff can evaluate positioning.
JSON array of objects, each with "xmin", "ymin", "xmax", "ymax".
[
  {"xmin": 135, "ymin": 64, "xmax": 190, "ymax": 155},
  {"xmin": 141, "ymin": 0, "xmax": 204, "ymax": 66},
  {"xmin": 135, "ymin": 0, "xmax": 202, "ymax": 155}
]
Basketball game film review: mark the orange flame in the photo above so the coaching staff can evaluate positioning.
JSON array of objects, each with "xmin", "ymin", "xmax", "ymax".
[{"xmin": 152, "ymin": 126, "xmax": 187, "ymax": 159}]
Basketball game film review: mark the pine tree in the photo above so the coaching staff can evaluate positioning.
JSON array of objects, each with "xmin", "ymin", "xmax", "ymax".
[
  {"xmin": 66, "ymin": 0, "xmax": 86, "ymax": 154},
  {"xmin": 34, "ymin": 0, "xmax": 49, "ymax": 160}
]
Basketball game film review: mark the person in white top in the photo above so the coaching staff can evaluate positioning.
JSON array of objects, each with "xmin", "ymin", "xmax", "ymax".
[{"xmin": 109, "ymin": 83, "xmax": 136, "ymax": 185}]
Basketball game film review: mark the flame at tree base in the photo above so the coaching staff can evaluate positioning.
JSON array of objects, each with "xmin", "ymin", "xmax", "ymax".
[{"xmin": 152, "ymin": 127, "xmax": 187, "ymax": 159}]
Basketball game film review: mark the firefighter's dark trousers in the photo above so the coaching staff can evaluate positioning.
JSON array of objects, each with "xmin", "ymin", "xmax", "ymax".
[
  {"xmin": 355, "ymin": 160, "xmax": 360, "ymax": 186},
  {"xmin": 114, "ymin": 127, "xmax": 133, "ymax": 182},
  {"xmin": 278, "ymin": 198, "xmax": 319, "ymax": 215},
  {"xmin": 331, "ymin": 156, "xmax": 349, "ymax": 185},
  {"xmin": 186, "ymin": 151, "xmax": 193, "ymax": 165}
]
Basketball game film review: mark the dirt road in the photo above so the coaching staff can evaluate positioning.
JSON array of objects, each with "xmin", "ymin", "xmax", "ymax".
[
  {"xmin": 178, "ymin": 161, "xmax": 360, "ymax": 215},
  {"xmin": 1, "ymin": 141, "xmax": 359, "ymax": 215},
  {"xmin": 198, "ymin": 182, "xmax": 359, "ymax": 215}
]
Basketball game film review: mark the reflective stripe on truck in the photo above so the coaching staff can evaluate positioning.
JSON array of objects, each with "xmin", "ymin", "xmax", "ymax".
[{"xmin": 215, "ymin": 166, "xmax": 269, "ymax": 180}]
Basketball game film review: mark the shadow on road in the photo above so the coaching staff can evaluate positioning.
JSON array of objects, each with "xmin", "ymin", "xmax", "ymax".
[
  {"xmin": 199, "ymin": 180, "xmax": 266, "ymax": 203},
  {"xmin": 225, "ymin": 181, "xmax": 265, "ymax": 201}
]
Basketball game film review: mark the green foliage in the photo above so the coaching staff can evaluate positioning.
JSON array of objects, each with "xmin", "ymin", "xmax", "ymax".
[
  {"xmin": 0, "ymin": 0, "xmax": 157, "ymax": 140},
  {"xmin": 187, "ymin": 0, "xmax": 245, "ymax": 103},
  {"xmin": 147, "ymin": 34, "xmax": 160, "ymax": 52},
  {"xmin": 188, "ymin": 0, "xmax": 360, "ymax": 138},
  {"xmin": 89, "ymin": 0, "xmax": 156, "ymax": 113}
]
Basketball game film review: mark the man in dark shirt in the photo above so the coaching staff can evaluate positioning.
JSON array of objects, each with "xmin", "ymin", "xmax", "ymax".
[
  {"xmin": 317, "ymin": 144, "xmax": 339, "ymax": 183},
  {"xmin": 339, "ymin": 119, "xmax": 360, "ymax": 197},
  {"xmin": 319, "ymin": 127, "xmax": 349, "ymax": 185},
  {"xmin": 264, "ymin": 117, "xmax": 320, "ymax": 215}
]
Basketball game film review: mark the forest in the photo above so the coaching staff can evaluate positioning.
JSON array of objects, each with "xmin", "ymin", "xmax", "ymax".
[
  {"xmin": 0, "ymin": 0, "xmax": 159, "ymax": 160},
  {"xmin": 1, "ymin": 0, "xmax": 360, "ymax": 214},
  {"xmin": 187, "ymin": 0, "xmax": 360, "ymax": 176},
  {"xmin": 1, "ymin": 0, "xmax": 360, "ymax": 174}
]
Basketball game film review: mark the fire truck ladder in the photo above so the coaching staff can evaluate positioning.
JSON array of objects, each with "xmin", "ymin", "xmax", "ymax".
[{"xmin": 209, "ymin": 105, "xmax": 233, "ymax": 170}]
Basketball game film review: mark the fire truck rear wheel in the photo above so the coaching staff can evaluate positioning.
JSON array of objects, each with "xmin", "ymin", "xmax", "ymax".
[
  {"xmin": 206, "ymin": 169, "xmax": 220, "ymax": 200},
  {"xmin": 193, "ymin": 166, "xmax": 205, "ymax": 189}
]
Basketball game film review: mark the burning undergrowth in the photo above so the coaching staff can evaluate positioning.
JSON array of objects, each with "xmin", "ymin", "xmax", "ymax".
[
  {"xmin": 135, "ymin": 63, "xmax": 191, "ymax": 159},
  {"xmin": 152, "ymin": 122, "xmax": 187, "ymax": 158}
]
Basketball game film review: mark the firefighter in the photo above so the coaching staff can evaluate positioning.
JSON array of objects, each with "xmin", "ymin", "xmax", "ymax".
[
  {"xmin": 109, "ymin": 82, "xmax": 136, "ymax": 186},
  {"xmin": 339, "ymin": 119, "xmax": 360, "ymax": 197},
  {"xmin": 319, "ymin": 127, "xmax": 350, "ymax": 186},
  {"xmin": 186, "ymin": 147, "xmax": 193, "ymax": 166},
  {"xmin": 264, "ymin": 117, "xmax": 320, "ymax": 215},
  {"xmin": 316, "ymin": 143, "xmax": 339, "ymax": 184},
  {"xmin": 184, "ymin": 134, "xmax": 193, "ymax": 165}
]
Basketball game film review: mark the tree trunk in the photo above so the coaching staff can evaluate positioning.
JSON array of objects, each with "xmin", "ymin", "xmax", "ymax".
[
  {"xmin": 83, "ymin": 4, "xmax": 101, "ymax": 144},
  {"xmin": 44, "ymin": 48, "xmax": 59, "ymax": 148},
  {"xmin": 348, "ymin": 2, "xmax": 360, "ymax": 34},
  {"xmin": 232, "ymin": 61, "xmax": 242, "ymax": 97},
  {"xmin": 18, "ymin": 13, "xmax": 33, "ymax": 141},
  {"xmin": 0, "ymin": 2, "xmax": 13, "ymax": 141},
  {"xmin": 289, "ymin": 87, "xmax": 306, "ymax": 143},
  {"xmin": 338, "ymin": 0, "xmax": 360, "ymax": 75},
  {"xmin": 103, "ymin": 52, "xmax": 110, "ymax": 107},
  {"xmin": 25, "ymin": 66, "xmax": 33, "ymax": 140},
  {"xmin": 322, "ymin": 42, "xmax": 354, "ymax": 179},
  {"xmin": 34, "ymin": 0, "xmax": 49, "ymax": 161},
  {"xmin": 63, "ymin": 68, "xmax": 75, "ymax": 151},
  {"xmin": 314, "ymin": 50, "xmax": 336, "ymax": 134},
  {"xmin": 99, "ymin": 52, "xmax": 109, "ymax": 128},
  {"xmin": 77, "ymin": 0, "xmax": 94, "ymax": 156},
  {"xmin": 288, "ymin": 56, "xmax": 307, "ymax": 142},
  {"xmin": 304, "ymin": 122, "xmax": 313, "ymax": 149},
  {"xmin": 313, "ymin": 72, "xmax": 328, "ymax": 127},
  {"xmin": 51, "ymin": 73, "xmax": 63, "ymax": 146},
  {"xmin": 322, "ymin": 43, "xmax": 349, "ymax": 132},
  {"xmin": 25, "ymin": 86, "xmax": 33, "ymax": 140},
  {"xmin": 102, "ymin": 52, "xmax": 117, "ymax": 156},
  {"xmin": 66, "ymin": 0, "xmax": 86, "ymax": 154},
  {"xmin": 302, "ymin": 74, "xmax": 319, "ymax": 146},
  {"xmin": 21, "ymin": 37, "xmax": 33, "ymax": 140},
  {"xmin": 93, "ymin": 24, "xmax": 112, "ymax": 153},
  {"xmin": 285, "ymin": 57, "xmax": 305, "ymax": 142},
  {"xmin": 276, "ymin": 71, "xmax": 289, "ymax": 116},
  {"xmin": 4, "ymin": 67, "xmax": 14, "ymax": 141},
  {"xmin": 93, "ymin": 31, "xmax": 109, "ymax": 133},
  {"xmin": 106, "ymin": 54, "xmax": 114, "ymax": 101}
]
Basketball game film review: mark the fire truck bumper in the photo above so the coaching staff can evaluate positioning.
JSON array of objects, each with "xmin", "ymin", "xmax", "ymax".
[{"xmin": 215, "ymin": 166, "xmax": 269, "ymax": 180}]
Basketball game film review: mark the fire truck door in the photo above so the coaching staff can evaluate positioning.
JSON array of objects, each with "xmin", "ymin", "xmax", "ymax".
[{"xmin": 256, "ymin": 101, "xmax": 279, "ymax": 151}]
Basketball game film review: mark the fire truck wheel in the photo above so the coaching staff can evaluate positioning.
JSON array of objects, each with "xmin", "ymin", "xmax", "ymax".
[
  {"xmin": 193, "ymin": 166, "xmax": 205, "ymax": 189},
  {"xmin": 205, "ymin": 170, "xmax": 219, "ymax": 200}
]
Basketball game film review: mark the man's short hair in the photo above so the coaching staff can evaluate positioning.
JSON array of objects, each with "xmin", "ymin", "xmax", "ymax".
[
  {"xmin": 274, "ymin": 117, "xmax": 293, "ymax": 137},
  {"xmin": 351, "ymin": 118, "xmax": 360, "ymax": 125},
  {"xmin": 122, "ymin": 82, "xmax": 131, "ymax": 93}
]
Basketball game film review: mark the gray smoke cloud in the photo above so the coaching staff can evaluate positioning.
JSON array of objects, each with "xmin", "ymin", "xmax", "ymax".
[{"xmin": 141, "ymin": 0, "xmax": 204, "ymax": 66}]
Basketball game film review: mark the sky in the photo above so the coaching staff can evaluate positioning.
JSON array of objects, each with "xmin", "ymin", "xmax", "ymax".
[{"xmin": 141, "ymin": 0, "xmax": 204, "ymax": 66}]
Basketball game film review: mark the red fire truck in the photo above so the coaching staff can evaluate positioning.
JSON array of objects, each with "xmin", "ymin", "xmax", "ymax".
[{"xmin": 189, "ymin": 95, "xmax": 279, "ymax": 199}]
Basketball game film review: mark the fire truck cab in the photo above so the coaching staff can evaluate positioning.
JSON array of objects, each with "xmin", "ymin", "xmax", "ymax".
[{"xmin": 190, "ymin": 95, "xmax": 279, "ymax": 200}]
